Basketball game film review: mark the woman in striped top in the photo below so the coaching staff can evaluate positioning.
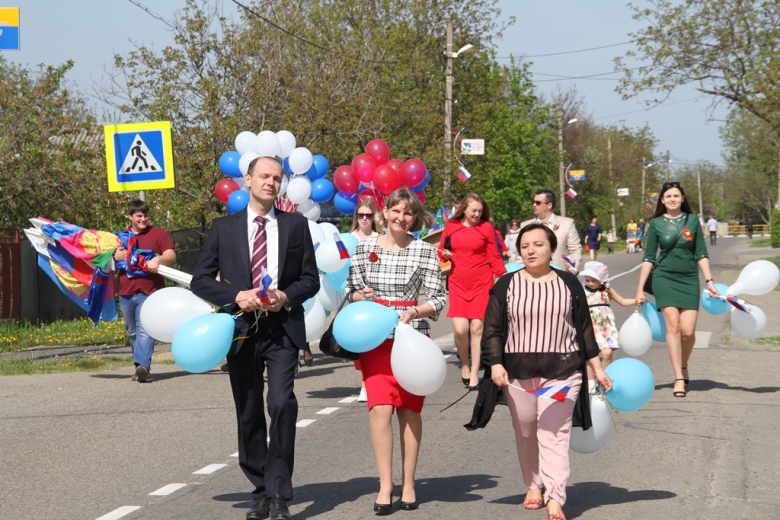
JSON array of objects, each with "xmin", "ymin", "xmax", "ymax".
[{"xmin": 482, "ymin": 223, "xmax": 612, "ymax": 520}]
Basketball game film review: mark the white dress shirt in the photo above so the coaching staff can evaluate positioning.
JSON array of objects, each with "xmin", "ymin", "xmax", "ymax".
[{"xmin": 247, "ymin": 206, "xmax": 279, "ymax": 287}]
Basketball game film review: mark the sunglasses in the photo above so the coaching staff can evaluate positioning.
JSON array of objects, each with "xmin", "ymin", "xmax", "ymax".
[
  {"xmin": 357, "ymin": 213, "xmax": 373, "ymax": 219},
  {"xmin": 662, "ymin": 181, "xmax": 681, "ymax": 189},
  {"xmin": 532, "ymin": 200, "xmax": 549, "ymax": 206}
]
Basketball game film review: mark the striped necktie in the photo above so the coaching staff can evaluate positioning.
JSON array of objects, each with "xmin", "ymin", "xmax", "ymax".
[{"xmin": 252, "ymin": 215, "xmax": 267, "ymax": 288}]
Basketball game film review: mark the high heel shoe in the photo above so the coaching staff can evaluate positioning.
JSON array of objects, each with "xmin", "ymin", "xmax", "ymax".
[
  {"xmin": 399, "ymin": 500, "xmax": 419, "ymax": 511},
  {"xmin": 673, "ymin": 378, "xmax": 686, "ymax": 398},
  {"xmin": 373, "ymin": 489, "xmax": 393, "ymax": 516},
  {"xmin": 461, "ymin": 377, "xmax": 469, "ymax": 387},
  {"xmin": 682, "ymin": 365, "xmax": 689, "ymax": 387}
]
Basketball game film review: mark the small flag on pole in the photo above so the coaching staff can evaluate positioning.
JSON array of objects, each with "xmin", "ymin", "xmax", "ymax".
[
  {"xmin": 456, "ymin": 166, "xmax": 471, "ymax": 182},
  {"xmin": 259, "ymin": 266, "xmax": 272, "ymax": 303},
  {"xmin": 561, "ymin": 255, "xmax": 576, "ymax": 267},
  {"xmin": 333, "ymin": 232, "xmax": 351, "ymax": 259},
  {"xmin": 525, "ymin": 384, "xmax": 573, "ymax": 402},
  {"xmin": 726, "ymin": 296, "xmax": 749, "ymax": 313},
  {"xmin": 565, "ymin": 188, "xmax": 577, "ymax": 199}
]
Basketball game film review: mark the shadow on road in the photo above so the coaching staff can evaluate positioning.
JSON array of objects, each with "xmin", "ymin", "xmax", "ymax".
[
  {"xmin": 655, "ymin": 379, "xmax": 780, "ymax": 394},
  {"xmin": 213, "ymin": 474, "xmax": 500, "ymax": 518},
  {"xmin": 90, "ymin": 370, "xmax": 222, "ymax": 382},
  {"xmin": 305, "ymin": 386, "xmax": 359, "ymax": 399}
]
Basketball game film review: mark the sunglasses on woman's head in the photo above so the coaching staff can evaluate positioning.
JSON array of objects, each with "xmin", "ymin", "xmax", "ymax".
[
  {"xmin": 357, "ymin": 213, "xmax": 373, "ymax": 219},
  {"xmin": 662, "ymin": 181, "xmax": 681, "ymax": 189}
]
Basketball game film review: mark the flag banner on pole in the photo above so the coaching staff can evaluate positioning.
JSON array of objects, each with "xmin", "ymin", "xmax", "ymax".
[
  {"xmin": 561, "ymin": 255, "xmax": 576, "ymax": 267},
  {"xmin": 258, "ymin": 266, "xmax": 273, "ymax": 303},
  {"xmin": 334, "ymin": 232, "xmax": 350, "ymax": 259},
  {"xmin": 565, "ymin": 188, "xmax": 577, "ymax": 199},
  {"xmin": 726, "ymin": 296, "xmax": 749, "ymax": 313},
  {"xmin": 456, "ymin": 166, "xmax": 471, "ymax": 182},
  {"xmin": 510, "ymin": 383, "xmax": 573, "ymax": 402}
]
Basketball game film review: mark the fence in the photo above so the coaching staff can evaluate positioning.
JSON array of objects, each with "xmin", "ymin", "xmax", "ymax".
[
  {"xmin": 0, "ymin": 228, "xmax": 21, "ymax": 320},
  {"xmin": 727, "ymin": 224, "xmax": 770, "ymax": 236}
]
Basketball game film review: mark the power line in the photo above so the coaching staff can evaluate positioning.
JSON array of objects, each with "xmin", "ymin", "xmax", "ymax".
[
  {"xmin": 593, "ymin": 97, "xmax": 700, "ymax": 120},
  {"xmin": 532, "ymin": 65, "xmax": 644, "ymax": 82},
  {"xmin": 126, "ymin": 0, "xmax": 176, "ymax": 29},
  {"xmin": 497, "ymin": 40, "xmax": 635, "ymax": 59}
]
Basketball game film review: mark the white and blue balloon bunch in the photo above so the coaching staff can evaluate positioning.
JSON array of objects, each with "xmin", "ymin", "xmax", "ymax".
[{"xmin": 216, "ymin": 130, "xmax": 334, "ymax": 220}]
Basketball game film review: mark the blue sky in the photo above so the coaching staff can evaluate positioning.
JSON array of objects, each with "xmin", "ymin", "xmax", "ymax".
[{"xmin": 6, "ymin": 0, "xmax": 725, "ymax": 168}]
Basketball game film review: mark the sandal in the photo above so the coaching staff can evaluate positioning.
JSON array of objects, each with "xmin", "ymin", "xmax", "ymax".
[
  {"xmin": 682, "ymin": 365, "xmax": 689, "ymax": 387},
  {"xmin": 546, "ymin": 501, "xmax": 566, "ymax": 520},
  {"xmin": 523, "ymin": 489, "xmax": 544, "ymax": 510},
  {"xmin": 673, "ymin": 378, "xmax": 686, "ymax": 398}
]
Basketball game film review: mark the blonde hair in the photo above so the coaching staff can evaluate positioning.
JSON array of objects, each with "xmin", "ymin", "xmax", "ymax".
[
  {"xmin": 349, "ymin": 200, "xmax": 384, "ymax": 234},
  {"xmin": 380, "ymin": 188, "xmax": 432, "ymax": 232}
]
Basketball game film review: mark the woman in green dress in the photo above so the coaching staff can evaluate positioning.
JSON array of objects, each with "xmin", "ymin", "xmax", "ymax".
[{"xmin": 635, "ymin": 182, "xmax": 721, "ymax": 398}]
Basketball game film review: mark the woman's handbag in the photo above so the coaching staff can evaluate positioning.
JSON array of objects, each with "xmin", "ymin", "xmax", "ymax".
[
  {"xmin": 318, "ymin": 291, "xmax": 360, "ymax": 361},
  {"xmin": 643, "ymin": 215, "xmax": 688, "ymax": 295}
]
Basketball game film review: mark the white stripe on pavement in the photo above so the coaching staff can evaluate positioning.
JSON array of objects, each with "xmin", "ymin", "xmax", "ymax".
[
  {"xmin": 230, "ymin": 452, "xmax": 238, "ymax": 457},
  {"xmin": 609, "ymin": 262, "xmax": 643, "ymax": 281},
  {"xmin": 193, "ymin": 464, "xmax": 226, "ymax": 475},
  {"xmin": 296, "ymin": 419, "xmax": 316, "ymax": 427},
  {"xmin": 95, "ymin": 506, "xmax": 141, "ymax": 520},
  {"xmin": 339, "ymin": 396, "xmax": 359, "ymax": 403},
  {"xmin": 149, "ymin": 483, "xmax": 187, "ymax": 496},
  {"xmin": 316, "ymin": 407, "xmax": 339, "ymax": 415}
]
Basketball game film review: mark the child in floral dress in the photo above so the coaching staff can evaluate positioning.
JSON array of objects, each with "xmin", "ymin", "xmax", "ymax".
[{"xmin": 578, "ymin": 261, "xmax": 637, "ymax": 393}]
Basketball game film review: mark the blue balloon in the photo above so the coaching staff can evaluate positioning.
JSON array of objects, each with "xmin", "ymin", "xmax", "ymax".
[
  {"xmin": 339, "ymin": 232, "xmax": 360, "ymax": 256},
  {"xmin": 310, "ymin": 178, "xmax": 335, "ymax": 203},
  {"xmin": 334, "ymin": 191, "xmax": 359, "ymax": 215},
  {"xmin": 701, "ymin": 282, "xmax": 730, "ymax": 315},
  {"xmin": 172, "ymin": 313, "xmax": 235, "ymax": 373},
  {"xmin": 641, "ymin": 301, "xmax": 667, "ymax": 342},
  {"xmin": 219, "ymin": 151, "xmax": 242, "ymax": 178},
  {"xmin": 326, "ymin": 260, "xmax": 350, "ymax": 289},
  {"xmin": 309, "ymin": 155, "xmax": 329, "ymax": 180},
  {"xmin": 411, "ymin": 170, "xmax": 430, "ymax": 192},
  {"xmin": 282, "ymin": 157, "xmax": 294, "ymax": 175},
  {"xmin": 505, "ymin": 262, "xmax": 523, "ymax": 273},
  {"xmin": 604, "ymin": 358, "xmax": 655, "ymax": 412},
  {"xmin": 226, "ymin": 190, "xmax": 249, "ymax": 214},
  {"xmin": 333, "ymin": 301, "xmax": 399, "ymax": 353}
]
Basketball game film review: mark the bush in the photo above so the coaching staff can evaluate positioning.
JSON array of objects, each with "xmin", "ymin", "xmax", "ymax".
[{"xmin": 772, "ymin": 209, "xmax": 780, "ymax": 248}]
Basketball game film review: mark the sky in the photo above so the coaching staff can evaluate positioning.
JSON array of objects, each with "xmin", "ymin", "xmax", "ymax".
[{"xmin": 4, "ymin": 0, "xmax": 726, "ymax": 170}]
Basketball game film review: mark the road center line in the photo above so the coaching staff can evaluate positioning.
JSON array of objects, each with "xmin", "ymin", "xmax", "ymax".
[
  {"xmin": 609, "ymin": 262, "xmax": 644, "ymax": 281},
  {"xmin": 296, "ymin": 419, "xmax": 316, "ymax": 427},
  {"xmin": 316, "ymin": 407, "xmax": 339, "ymax": 415},
  {"xmin": 149, "ymin": 483, "xmax": 187, "ymax": 496},
  {"xmin": 193, "ymin": 464, "xmax": 226, "ymax": 475},
  {"xmin": 230, "ymin": 452, "xmax": 238, "ymax": 457},
  {"xmin": 339, "ymin": 396, "xmax": 359, "ymax": 403},
  {"xmin": 95, "ymin": 506, "xmax": 141, "ymax": 520}
]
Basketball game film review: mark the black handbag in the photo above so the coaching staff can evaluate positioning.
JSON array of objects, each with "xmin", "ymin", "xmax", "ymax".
[
  {"xmin": 643, "ymin": 214, "xmax": 688, "ymax": 295},
  {"xmin": 318, "ymin": 291, "xmax": 360, "ymax": 361}
]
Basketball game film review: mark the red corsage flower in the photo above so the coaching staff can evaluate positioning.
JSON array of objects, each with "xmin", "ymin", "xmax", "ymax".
[
  {"xmin": 553, "ymin": 224, "xmax": 560, "ymax": 232},
  {"xmin": 369, "ymin": 252, "xmax": 379, "ymax": 263},
  {"xmin": 683, "ymin": 228, "xmax": 693, "ymax": 242}
]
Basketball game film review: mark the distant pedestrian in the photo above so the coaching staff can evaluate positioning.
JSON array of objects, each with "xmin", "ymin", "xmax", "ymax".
[
  {"xmin": 585, "ymin": 216, "xmax": 602, "ymax": 260},
  {"xmin": 606, "ymin": 229, "xmax": 616, "ymax": 254},
  {"xmin": 706, "ymin": 215, "xmax": 718, "ymax": 245},
  {"xmin": 746, "ymin": 217, "xmax": 754, "ymax": 239},
  {"xmin": 626, "ymin": 219, "xmax": 638, "ymax": 253},
  {"xmin": 638, "ymin": 218, "xmax": 646, "ymax": 250},
  {"xmin": 520, "ymin": 189, "xmax": 582, "ymax": 273},
  {"xmin": 505, "ymin": 219, "xmax": 520, "ymax": 262}
]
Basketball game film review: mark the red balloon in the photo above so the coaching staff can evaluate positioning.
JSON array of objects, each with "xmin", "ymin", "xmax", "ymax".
[
  {"xmin": 414, "ymin": 189, "xmax": 427, "ymax": 205},
  {"xmin": 386, "ymin": 159, "xmax": 406, "ymax": 189},
  {"xmin": 215, "ymin": 179, "xmax": 239, "ymax": 203},
  {"xmin": 358, "ymin": 189, "xmax": 384, "ymax": 209},
  {"xmin": 351, "ymin": 153, "xmax": 376, "ymax": 183},
  {"xmin": 404, "ymin": 158, "xmax": 427, "ymax": 187},
  {"xmin": 365, "ymin": 139, "xmax": 391, "ymax": 165},
  {"xmin": 373, "ymin": 164, "xmax": 398, "ymax": 195},
  {"xmin": 333, "ymin": 165, "xmax": 358, "ymax": 194}
]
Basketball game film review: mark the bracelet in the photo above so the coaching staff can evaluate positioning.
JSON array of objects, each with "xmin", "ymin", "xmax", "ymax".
[
  {"xmin": 705, "ymin": 278, "xmax": 714, "ymax": 283},
  {"xmin": 412, "ymin": 307, "xmax": 419, "ymax": 317}
]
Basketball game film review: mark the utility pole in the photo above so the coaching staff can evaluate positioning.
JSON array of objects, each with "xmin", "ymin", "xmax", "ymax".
[
  {"xmin": 697, "ymin": 168, "xmax": 704, "ymax": 219},
  {"xmin": 608, "ymin": 137, "xmax": 615, "ymax": 233},
  {"xmin": 443, "ymin": 22, "xmax": 453, "ymax": 210},
  {"xmin": 641, "ymin": 159, "xmax": 647, "ymax": 216},
  {"xmin": 139, "ymin": 191, "xmax": 145, "ymax": 202},
  {"xmin": 665, "ymin": 150, "xmax": 671, "ymax": 181},
  {"xmin": 558, "ymin": 111, "xmax": 566, "ymax": 217}
]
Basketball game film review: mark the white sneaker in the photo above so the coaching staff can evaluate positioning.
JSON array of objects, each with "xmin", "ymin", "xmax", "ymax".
[{"xmin": 358, "ymin": 387, "xmax": 368, "ymax": 402}]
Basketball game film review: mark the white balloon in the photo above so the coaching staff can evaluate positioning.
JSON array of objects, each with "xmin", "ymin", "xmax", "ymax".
[
  {"xmin": 317, "ymin": 274, "xmax": 342, "ymax": 311},
  {"xmin": 570, "ymin": 394, "xmax": 614, "ymax": 454},
  {"xmin": 297, "ymin": 198, "xmax": 315, "ymax": 213},
  {"xmin": 303, "ymin": 298, "xmax": 327, "ymax": 342},
  {"xmin": 139, "ymin": 287, "xmax": 214, "ymax": 343},
  {"xmin": 315, "ymin": 240, "xmax": 348, "ymax": 272},
  {"xmin": 727, "ymin": 260, "xmax": 780, "ymax": 296},
  {"xmin": 731, "ymin": 304, "xmax": 767, "ymax": 339},
  {"xmin": 302, "ymin": 201, "xmax": 321, "ymax": 221},
  {"xmin": 302, "ymin": 296, "xmax": 316, "ymax": 313},
  {"xmin": 288, "ymin": 147, "xmax": 313, "ymax": 175},
  {"xmin": 318, "ymin": 222, "xmax": 340, "ymax": 239},
  {"xmin": 233, "ymin": 176, "xmax": 247, "ymax": 191},
  {"xmin": 308, "ymin": 220, "xmax": 326, "ymax": 249},
  {"xmin": 618, "ymin": 312, "xmax": 652, "ymax": 357},
  {"xmin": 286, "ymin": 177, "xmax": 312, "ymax": 204},
  {"xmin": 391, "ymin": 323, "xmax": 447, "ymax": 396},
  {"xmin": 234, "ymin": 131, "xmax": 257, "ymax": 155},
  {"xmin": 276, "ymin": 130, "xmax": 297, "ymax": 158},
  {"xmin": 239, "ymin": 152, "xmax": 260, "ymax": 175},
  {"xmin": 255, "ymin": 130, "xmax": 280, "ymax": 157},
  {"xmin": 279, "ymin": 175, "xmax": 289, "ymax": 197}
]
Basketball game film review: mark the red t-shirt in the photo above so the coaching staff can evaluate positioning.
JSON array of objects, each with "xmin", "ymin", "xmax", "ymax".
[{"xmin": 117, "ymin": 226, "xmax": 175, "ymax": 297}]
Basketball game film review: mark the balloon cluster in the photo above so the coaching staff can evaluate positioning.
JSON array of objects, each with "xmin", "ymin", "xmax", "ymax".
[
  {"xmin": 332, "ymin": 139, "xmax": 430, "ymax": 215},
  {"xmin": 216, "ymin": 130, "xmax": 334, "ymax": 220}
]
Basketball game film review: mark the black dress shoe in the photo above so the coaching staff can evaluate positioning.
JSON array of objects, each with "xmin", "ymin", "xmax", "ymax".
[
  {"xmin": 246, "ymin": 497, "xmax": 269, "ymax": 520},
  {"xmin": 269, "ymin": 495, "xmax": 291, "ymax": 520},
  {"xmin": 373, "ymin": 490, "xmax": 393, "ymax": 516},
  {"xmin": 400, "ymin": 500, "xmax": 419, "ymax": 511}
]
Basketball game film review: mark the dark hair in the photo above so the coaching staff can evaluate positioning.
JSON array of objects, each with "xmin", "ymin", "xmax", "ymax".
[
  {"xmin": 517, "ymin": 223, "xmax": 558, "ymax": 252},
  {"xmin": 451, "ymin": 193, "xmax": 491, "ymax": 223},
  {"xmin": 127, "ymin": 200, "xmax": 149, "ymax": 216},
  {"xmin": 510, "ymin": 219, "xmax": 520, "ymax": 226},
  {"xmin": 651, "ymin": 181, "xmax": 694, "ymax": 218},
  {"xmin": 454, "ymin": 194, "xmax": 465, "ymax": 205},
  {"xmin": 591, "ymin": 215, "xmax": 598, "ymax": 221},
  {"xmin": 535, "ymin": 189, "xmax": 556, "ymax": 209}
]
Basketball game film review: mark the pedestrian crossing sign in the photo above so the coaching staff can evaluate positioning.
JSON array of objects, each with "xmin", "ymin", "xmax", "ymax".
[{"xmin": 104, "ymin": 121, "xmax": 175, "ymax": 192}]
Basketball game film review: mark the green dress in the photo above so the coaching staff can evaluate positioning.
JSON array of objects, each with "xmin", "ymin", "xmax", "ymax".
[{"xmin": 643, "ymin": 213, "xmax": 709, "ymax": 309}]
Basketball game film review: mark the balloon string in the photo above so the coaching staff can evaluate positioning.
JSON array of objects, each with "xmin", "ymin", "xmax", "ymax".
[
  {"xmin": 439, "ymin": 388, "xmax": 473, "ymax": 413},
  {"xmin": 597, "ymin": 389, "xmax": 620, "ymax": 434}
]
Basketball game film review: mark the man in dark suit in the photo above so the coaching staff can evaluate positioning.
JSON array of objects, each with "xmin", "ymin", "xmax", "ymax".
[{"xmin": 191, "ymin": 157, "xmax": 319, "ymax": 520}]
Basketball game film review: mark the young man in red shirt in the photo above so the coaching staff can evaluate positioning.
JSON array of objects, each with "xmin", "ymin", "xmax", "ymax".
[{"xmin": 113, "ymin": 200, "xmax": 176, "ymax": 382}]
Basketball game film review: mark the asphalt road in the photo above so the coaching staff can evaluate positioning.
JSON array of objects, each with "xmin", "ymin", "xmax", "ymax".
[{"xmin": 1, "ymin": 237, "xmax": 779, "ymax": 519}]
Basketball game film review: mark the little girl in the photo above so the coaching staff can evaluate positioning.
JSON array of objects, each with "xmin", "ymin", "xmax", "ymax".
[{"xmin": 578, "ymin": 261, "xmax": 637, "ymax": 393}]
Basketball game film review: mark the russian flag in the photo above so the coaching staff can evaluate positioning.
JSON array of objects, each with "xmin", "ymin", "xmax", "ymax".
[
  {"xmin": 726, "ymin": 296, "xmax": 749, "ymax": 313},
  {"xmin": 561, "ymin": 255, "xmax": 576, "ymax": 267},
  {"xmin": 456, "ymin": 166, "xmax": 471, "ymax": 182},
  {"xmin": 565, "ymin": 188, "xmax": 577, "ymax": 199},
  {"xmin": 258, "ymin": 266, "xmax": 273, "ymax": 304},
  {"xmin": 525, "ymin": 384, "xmax": 572, "ymax": 402},
  {"xmin": 334, "ymin": 232, "xmax": 350, "ymax": 259}
]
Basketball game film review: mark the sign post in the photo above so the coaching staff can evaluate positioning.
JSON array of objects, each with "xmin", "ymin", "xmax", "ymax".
[{"xmin": 0, "ymin": 7, "xmax": 20, "ymax": 50}]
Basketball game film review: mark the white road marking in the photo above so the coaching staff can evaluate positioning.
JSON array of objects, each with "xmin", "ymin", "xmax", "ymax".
[
  {"xmin": 694, "ymin": 331, "xmax": 711, "ymax": 349},
  {"xmin": 339, "ymin": 396, "xmax": 359, "ymax": 403},
  {"xmin": 149, "ymin": 483, "xmax": 186, "ymax": 496},
  {"xmin": 95, "ymin": 506, "xmax": 141, "ymax": 520},
  {"xmin": 434, "ymin": 333, "xmax": 455, "ymax": 348},
  {"xmin": 316, "ymin": 407, "xmax": 339, "ymax": 415},
  {"xmin": 296, "ymin": 419, "xmax": 316, "ymax": 427},
  {"xmin": 230, "ymin": 452, "xmax": 238, "ymax": 457},
  {"xmin": 443, "ymin": 354, "xmax": 452, "ymax": 359},
  {"xmin": 609, "ymin": 263, "xmax": 643, "ymax": 281},
  {"xmin": 193, "ymin": 464, "xmax": 226, "ymax": 475}
]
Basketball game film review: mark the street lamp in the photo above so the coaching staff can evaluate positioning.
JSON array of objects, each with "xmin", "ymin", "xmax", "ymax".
[
  {"xmin": 443, "ymin": 22, "xmax": 473, "ymax": 209},
  {"xmin": 558, "ymin": 115, "xmax": 578, "ymax": 217},
  {"xmin": 642, "ymin": 160, "xmax": 653, "ymax": 214}
]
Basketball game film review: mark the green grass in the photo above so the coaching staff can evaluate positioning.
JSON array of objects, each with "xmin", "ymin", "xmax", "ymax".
[
  {"xmin": 0, "ymin": 319, "xmax": 128, "ymax": 354},
  {"xmin": 0, "ymin": 356, "xmax": 176, "ymax": 376},
  {"xmin": 753, "ymin": 336, "xmax": 780, "ymax": 349},
  {"xmin": 750, "ymin": 237, "xmax": 772, "ymax": 248}
]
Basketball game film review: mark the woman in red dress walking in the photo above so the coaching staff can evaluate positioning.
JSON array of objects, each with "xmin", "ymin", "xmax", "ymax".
[{"xmin": 439, "ymin": 193, "xmax": 506, "ymax": 388}]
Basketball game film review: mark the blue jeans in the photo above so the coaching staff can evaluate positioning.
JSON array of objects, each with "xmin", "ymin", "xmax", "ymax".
[{"xmin": 119, "ymin": 293, "xmax": 155, "ymax": 370}]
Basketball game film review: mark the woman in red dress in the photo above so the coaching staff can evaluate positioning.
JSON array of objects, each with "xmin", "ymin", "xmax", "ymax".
[{"xmin": 439, "ymin": 193, "xmax": 506, "ymax": 388}]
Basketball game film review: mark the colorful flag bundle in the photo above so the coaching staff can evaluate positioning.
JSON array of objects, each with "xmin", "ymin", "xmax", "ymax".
[
  {"xmin": 333, "ymin": 232, "xmax": 350, "ymax": 259},
  {"xmin": 258, "ymin": 266, "xmax": 273, "ymax": 303},
  {"xmin": 519, "ymin": 384, "xmax": 573, "ymax": 402},
  {"xmin": 115, "ymin": 230, "xmax": 157, "ymax": 278}
]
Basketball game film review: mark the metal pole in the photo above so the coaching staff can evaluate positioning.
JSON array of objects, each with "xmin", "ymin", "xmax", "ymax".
[
  {"xmin": 641, "ymin": 160, "xmax": 646, "ymax": 216},
  {"xmin": 697, "ymin": 168, "xmax": 703, "ymax": 219},
  {"xmin": 777, "ymin": 143, "xmax": 780, "ymax": 210},
  {"xmin": 558, "ymin": 111, "xmax": 566, "ymax": 217},
  {"xmin": 443, "ymin": 22, "xmax": 453, "ymax": 210},
  {"xmin": 666, "ymin": 151, "xmax": 670, "ymax": 181},
  {"xmin": 139, "ymin": 191, "xmax": 145, "ymax": 202},
  {"xmin": 608, "ymin": 137, "xmax": 615, "ymax": 232}
]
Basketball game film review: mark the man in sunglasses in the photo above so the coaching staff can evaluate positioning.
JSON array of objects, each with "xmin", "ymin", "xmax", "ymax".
[{"xmin": 519, "ymin": 189, "xmax": 582, "ymax": 273}]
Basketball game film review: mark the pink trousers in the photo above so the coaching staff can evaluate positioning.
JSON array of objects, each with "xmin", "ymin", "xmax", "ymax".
[{"xmin": 504, "ymin": 371, "xmax": 582, "ymax": 506}]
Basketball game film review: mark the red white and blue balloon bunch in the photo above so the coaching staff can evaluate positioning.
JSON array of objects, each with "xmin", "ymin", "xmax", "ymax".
[
  {"xmin": 216, "ymin": 130, "xmax": 334, "ymax": 220},
  {"xmin": 332, "ymin": 139, "xmax": 430, "ymax": 215}
]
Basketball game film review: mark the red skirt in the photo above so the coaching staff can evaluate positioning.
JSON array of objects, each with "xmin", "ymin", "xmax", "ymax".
[{"xmin": 359, "ymin": 338, "xmax": 425, "ymax": 413}]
